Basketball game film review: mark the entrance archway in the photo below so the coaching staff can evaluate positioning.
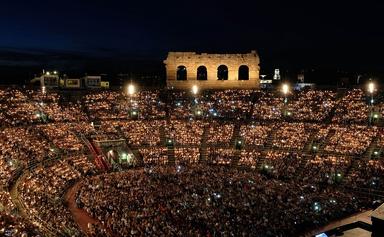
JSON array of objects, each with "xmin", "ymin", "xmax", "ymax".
[
  {"xmin": 217, "ymin": 65, "xmax": 228, "ymax": 80},
  {"xmin": 238, "ymin": 65, "xmax": 249, "ymax": 80},
  {"xmin": 197, "ymin": 66, "xmax": 207, "ymax": 80},
  {"xmin": 177, "ymin": 66, "xmax": 187, "ymax": 80}
]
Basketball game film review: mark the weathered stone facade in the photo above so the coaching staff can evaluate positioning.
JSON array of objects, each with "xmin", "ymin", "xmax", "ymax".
[{"xmin": 164, "ymin": 51, "xmax": 260, "ymax": 89}]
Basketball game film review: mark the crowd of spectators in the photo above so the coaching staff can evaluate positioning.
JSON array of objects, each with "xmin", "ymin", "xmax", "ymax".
[
  {"xmin": 287, "ymin": 90, "xmax": 336, "ymax": 122},
  {"xmin": 84, "ymin": 90, "xmax": 166, "ymax": 120},
  {"xmin": 174, "ymin": 148, "xmax": 200, "ymax": 164},
  {"xmin": 0, "ymin": 89, "xmax": 40, "ymax": 126},
  {"xmin": 168, "ymin": 91, "xmax": 194, "ymax": 119},
  {"xmin": 252, "ymin": 91, "xmax": 283, "ymax": 120},
  {"xmin": 84, "ymin": 91, "xmax": 122, "ymax": 120},
  {"xmin": 240, "ymin": 124, "xmax": 271, "ymax": 147},
  {"xmin": 239, "ymin": 149, "xmax": 261, "ymax": 168},
  {"xmin": 139, "ymin": 148, "xmax": 168, "ymax": 165},
  {"xmin": 0, "ymin": 89, "xmax": 88, "ymax": 126},
  {"xmin": 303, "ymin": 155, "xmax": 351, "ymax": 184},
  {"xmin": 41, "ymin": 102, "xmax": 87, "ymax": 122},
  {"xmin": 0, "ymin": 213, "xmax": 39, "ymax": 236},
  {"xmin": 18, "ymin": 161, "xmax": 85, "ymax": 236},
  {"xmin": 77, "ymin": 165, "xmax": 369, "ymax": 237},
  {"xmin": 323, "ymin": 125, "xmax": 377, "ymax": 155},
  {"xmin": 131, "ymin": 90, "xmax": 166, "ymax": 119},
  {"xmin": 262, "ymin": 151, "xmax": 303, "ymax": 179},
  {"xmin": 0, "ymin": 127, "xmax": 55, "ymax": 187},
  {"xmin": 168, "ymin": 90, "xmax": 256, "ymax": 119},
  {"xmin": 38, "ymin": 123, "xmax": 85, "ymax": 152},
  {"xmin": 208, "ymin": 90, "xmax": 253, "ymax": 118},
  {"xmin": 271, "ymin": 123, "xmax": 312, "ymax": 150},
  {"xmin": 207, "ymin": 148, "xmax": 235, "ymax": 165},
  {"xmin": 165, "ymin": 120, "xmax": 204, "ymax": 145},
  {"xmin": 333, "ymin": 89, "xmax": 369, "ymax": 124},
  {"xmin": 119, "ymin": 120, "xmax": 164, "ymax": 146},
  {"xmin": 347, "ymin": 159, "xmax": 384, "ymax": 190},
  {"xmin": 1, "ymin": 87, "xmax": 384, "ymax": 236},
  {"xmin": 206, "ymin": 122, "xmax": 234, "ymax": 145}
]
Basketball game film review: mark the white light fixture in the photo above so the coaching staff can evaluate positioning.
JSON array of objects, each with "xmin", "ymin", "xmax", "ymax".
[
  {"xmin": 192, "ymin": 85, "xmax": 199, "ymax": 95},
  {"xmin": 368, "ymin": 82, "xmax": 375, "ymax": 94},
  {"xmin": 127, "ymin": 84, "xmax": 135, "ymax": 95},
  {"xmin": 282, "ymin": 83, "xmax": 289, "ymax": 95}
]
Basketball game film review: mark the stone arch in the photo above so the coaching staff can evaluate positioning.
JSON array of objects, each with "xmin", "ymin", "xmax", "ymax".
[
  {"xmin": 238, "ymin": 65, "xmax": 249, "ymax": 80},
  {"xmin": 217, "ymin": 65, "xmax": 228, "ymax": 80},
  {"xmin": 177, "ymin": 65, "xmax": 187, "ymax": 81},
  {"xmin": 197, "ymin": 66, "xmax": 208, "ymax": 80}
]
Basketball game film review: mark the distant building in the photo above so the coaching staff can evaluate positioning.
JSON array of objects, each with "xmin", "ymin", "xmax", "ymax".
[
  {"xmin": 164, "ymin": 51, "xmax": 260, "ymax": 89},
  {"xmin": 84, "ymin": 75, "xmax": 101, "ymax": 88},
  {"xmin": 65, "ymin": 79, "xmax": 81, "ymax": 88},
  {"xmin": 31, "ymin": 72, "xmax": 60, "ymax": 88},
  {"xmin": 31, "ymin": 71, "xmax": 108, "ymax": 89},
  {"xmin": 101, "ymin": 81, "xmax": 110, "ymax": 89}
]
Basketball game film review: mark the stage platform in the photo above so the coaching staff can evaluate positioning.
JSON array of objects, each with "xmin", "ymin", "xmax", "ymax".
[
  {"xmin": 314, "ymin": 221, "xmax": 372, "ymax": 237},
  {"xmin": 311, "ymin": 203, "xmax": 384, "ymax": 237},
  {"xmin": 371, "ymin": 203, "xmax": 384, "ymax": 237},
  {"xmin": 339, "ymin": 227, "xmax": 371, "ymax": 237},
  {"xmin": 310, "ymin": 210, "xmax": 372, "ymax": 236},
  {"xmin": 309, "ymin": 210, "xmax": 372, "ymax": 237}
]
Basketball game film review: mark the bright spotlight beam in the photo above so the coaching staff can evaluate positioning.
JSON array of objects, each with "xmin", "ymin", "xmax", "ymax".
[
  {"xmin": 282, "ymin": 83, "xmax": 289, "ymax": 95},
  {"xmin": 368, "ymin": 82, "xmax": 375, "ymax": 94},
  {"xmin": 127, "ymin": 84, "xmax": 135, "ymax": 95},
  {"xmin": 192, "ymin": 85, "xmax": 199, "ymax": 95}
]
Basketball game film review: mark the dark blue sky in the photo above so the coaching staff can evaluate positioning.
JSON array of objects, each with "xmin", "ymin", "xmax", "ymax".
[{"xmin": 0, "ymin": 0, "xmax": 384, "ymax": 81}]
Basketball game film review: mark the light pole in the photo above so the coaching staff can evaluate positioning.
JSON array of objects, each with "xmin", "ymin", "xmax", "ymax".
[
  {"xmin": 281, "ymin": 83, "xmax": 290, "ymax": 117},
  {"xmin": 368, "ymin": 81, "xmax": 375, "ymax": 104},
  {"xmin": 127, "ymin": 84, "xmax": 135, "ymax": 117},
  {"xmin": 191, "ymin": 85, "xmax": 200, "ymax": 118},
  {"xmin": 367, "ymin": 81, "xmax": 376, "ymax": 124},
  {"xmin": 282, "ymin": 83, "xmax": 289, "ymax": 101},
  {"xmin": 41, "ymin": 85, "xmax": 47, "ymax": 103}
]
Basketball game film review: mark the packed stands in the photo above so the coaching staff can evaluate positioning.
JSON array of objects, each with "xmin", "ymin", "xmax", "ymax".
[{"xmin": 0, "ymin": 87, "xmax": 383, "ymax": 236}]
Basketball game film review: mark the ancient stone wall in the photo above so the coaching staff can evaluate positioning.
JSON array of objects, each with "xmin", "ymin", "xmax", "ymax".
[{"xmin": 164, "ymin": 51, "xmax": 260, "ymax": 89}]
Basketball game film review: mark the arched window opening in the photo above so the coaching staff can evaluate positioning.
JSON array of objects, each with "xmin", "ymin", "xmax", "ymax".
[
  {"xmin": 197, "ymin": 66, "xmax": 207, "ymax": 80},
  {"xmin": 177, "ymin": 66, "xmax": 187, "ymax": 81},
  {"xmin": 238, "ymin": 65, "xmax": 249, "ymax": 80},
  {"xmin": 217, "ymin": 65, "xmax": 228, "ymax": 80}
]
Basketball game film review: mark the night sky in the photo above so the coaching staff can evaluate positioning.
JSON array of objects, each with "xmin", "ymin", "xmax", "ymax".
[{"xmin": 0, "ymin": 0, "xmax": 383, "ymax": 84}]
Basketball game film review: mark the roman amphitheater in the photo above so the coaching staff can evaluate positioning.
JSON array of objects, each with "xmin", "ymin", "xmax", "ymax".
[{"xmin": 1, "ymin": 58, "xmax": 384, "ymax": 236}]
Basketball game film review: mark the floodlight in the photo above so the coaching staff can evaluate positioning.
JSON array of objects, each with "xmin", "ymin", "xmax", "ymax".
[
  {"xmin": 127, "ymin": 84, "xmax": 135, "ymax": 95},
  {"xmin": 192, "ymin": 85, "xmax": 199, "ymax": 95},
  {"xmin": 368, "ymin": 82, "xmax": 375, "ymax": 94},
  {"xmin": 282, "ymin": 83, "xmax": 289, "ymax": 95}
]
